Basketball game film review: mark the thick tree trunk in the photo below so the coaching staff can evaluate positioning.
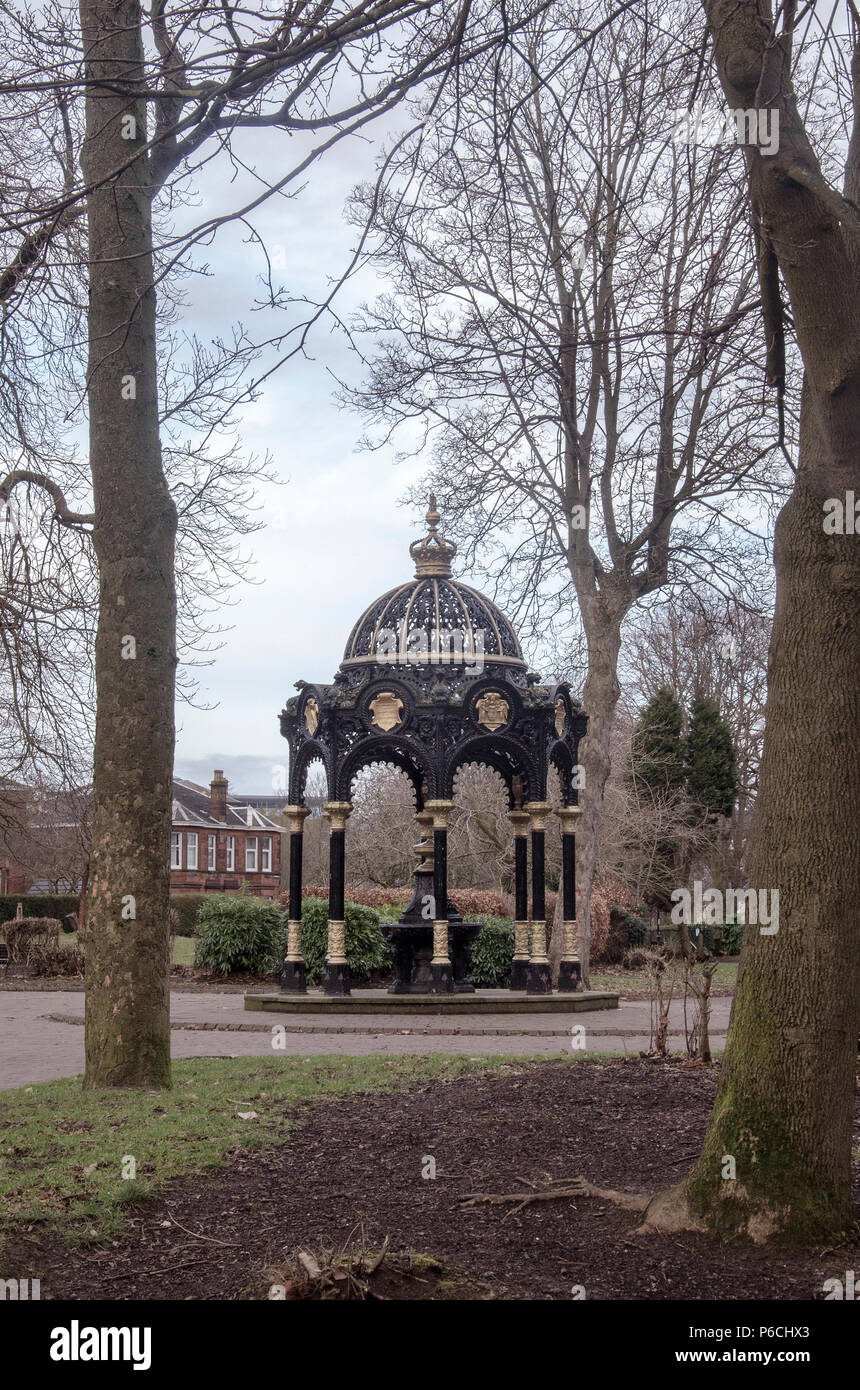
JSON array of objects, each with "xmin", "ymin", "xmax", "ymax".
[
  {"xmin": 550, "ymin": 610, "xmax": 622, "ymax": 986},
  {"xmin": 642, "ymin": 0, "xmax": 860, "ymax": 1245},
  {"xmin": 655, "ymin": 403, "xmax": 860, "ymax": 1243},
  {"xmin": 80, "ymin": 0, "xmax": 177, "ymax": 1088}
]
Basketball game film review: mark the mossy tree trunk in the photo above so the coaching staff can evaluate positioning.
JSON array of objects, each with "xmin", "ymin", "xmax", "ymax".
[
  {"xmin": 80, "ymin": 0, "xmax": 176, "ymax": 1088},
  {"xmin": 655, "ymin": 0, "xmax": 860, "ymax": 1243}
]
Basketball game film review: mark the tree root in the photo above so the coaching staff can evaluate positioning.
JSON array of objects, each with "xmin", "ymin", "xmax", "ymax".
[
  {"xmin": 457, "ymin": 1175, "xmax": 652, "ymax": 1219},
  {"xmin": 457, "ymin": 1175, "xmax": 705, "ymax": 1234}
]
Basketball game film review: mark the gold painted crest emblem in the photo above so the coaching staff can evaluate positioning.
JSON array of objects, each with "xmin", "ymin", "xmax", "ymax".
[
  {"xmin": 304, "ymin": 697, "xmax": 319, "ymax": 735},
  {"xmin": 555, "ymin": 697, "xmax": 566, "ymax": 737},
  {"xmin": 475, "ymin": 690, "xmax": 509, "ymax": 731},
  {"xmin": 369, "ymin": 690, "xmax": 404, "ymax": 731}
]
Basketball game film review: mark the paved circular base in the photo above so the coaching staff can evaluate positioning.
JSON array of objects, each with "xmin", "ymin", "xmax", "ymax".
[{"xmin": 244, "ymin": 988, "xmax": 619, "ymax": 1014}]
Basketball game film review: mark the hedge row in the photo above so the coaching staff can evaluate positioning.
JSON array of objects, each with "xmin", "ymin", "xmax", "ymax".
[
  {"xmin": 301, "ymin": 883, "xmax": 558, "ymax": 922},
  {"xmin": 0, "ymin": 894, "xmax": 80, "ymax": 924},
  {"xmin": 193, "ymin": 894, "xmax": 389, "ymax": 982},
  {"xmin": 1, "ymin": 894, "xmax": 214, "ymax": 936}
]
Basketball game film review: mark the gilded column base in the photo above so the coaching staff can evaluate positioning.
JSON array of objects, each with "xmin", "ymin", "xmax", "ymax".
[
  {"xmin": 526, "ymin": 920, "xmax": 552, "ymax": 993},
  {"xmin": 510, "ymin": 919, "xmax": 530, "ymax": 990},
  {"xmin": 323, "ymin": 919, "xmax": 350, "ymax": 995},
  {"xmin": 558, "ymin": 920, "xmax": 581, "ymax": 992},
  {"xmin": 430, "ymin": 920, "xmax": 454, "ymax": 992},
  {"xmin": 281, "ymin": 918, "xmax": 307, "ymax": 993}
]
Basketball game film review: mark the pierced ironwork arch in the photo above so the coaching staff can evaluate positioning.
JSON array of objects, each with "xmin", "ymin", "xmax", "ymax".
[
  {"xmin": 336, "ymin": 737, "xmax": 433, "ymax": 807},
  {"xmin": 549, "ymin": 741, "xmax": 579, "ymax": 807},
  {"xmin": 445, "ymin": 735, "xmax": 541, "ymax": 808},
  {"xmin": 290, "ymin": 741, "xmax": 331, "ymax": 805}
]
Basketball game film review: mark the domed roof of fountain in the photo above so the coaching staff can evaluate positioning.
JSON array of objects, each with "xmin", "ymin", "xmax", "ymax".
[{"xmin": 341, "ymin": 497, "xmax": 525, "ymax": 670}]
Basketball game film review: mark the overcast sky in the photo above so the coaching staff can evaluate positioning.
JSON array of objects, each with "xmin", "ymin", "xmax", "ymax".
[
  {"xmin": 172, "ymin": 122, "xmax": 435, "ymax": 794},
  {"xmin": 168, "ymin": 72, "xmax": 780, "ymax": 797}
]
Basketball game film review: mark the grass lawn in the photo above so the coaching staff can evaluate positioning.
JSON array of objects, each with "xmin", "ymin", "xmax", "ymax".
[
  {"xmin": 591, "ymin": 961, "xmax": 738, "ymax": 994},
  {"xmin": 171, "ymin": 935, "xmax": 197, "ymax": 965},
  {"xmin": 0, "ymin": 1053, "xmax": 611, "ymax": 1260},
  {"xmin": 60, "ymin": 932, "xmax": 198, "ymax": 966}
]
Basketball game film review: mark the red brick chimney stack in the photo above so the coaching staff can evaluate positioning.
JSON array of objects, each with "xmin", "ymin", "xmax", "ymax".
[{"xmin": 210, "ymin": 769, "xmax": 228, "ymax": 821}]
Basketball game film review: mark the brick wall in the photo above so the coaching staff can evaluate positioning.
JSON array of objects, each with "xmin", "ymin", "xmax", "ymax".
[{"xmin": 169, "ymin": 826, "xmax": 282, "ymax": 898}]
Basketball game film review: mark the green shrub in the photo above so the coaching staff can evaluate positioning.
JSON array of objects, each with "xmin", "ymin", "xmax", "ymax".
[
  {"xmin": 170, "ymin": 894, "xmax": 209, "ymax": 937},
  {"xmin": 719, "ymin": 920, "xmax": 744, "ymax": 955},
  {"xmin": 0, "ymin": 894, "xmax": 79, "ymax": 925},
  {"xmin": 298, "ymin": 897, "xmax": 389, "ymax": 985},
  {"xmin": 194, "ymin": 894, "xmax": 286, "ymax": 975},
  {"xmin": 467, "ymin": 915, "xmax": 515, "ymax": 987},
  {"xmin": 598, "ymin": 905, "xmax": 649, "ymax": 964},
  {"xmin": 689, "ymin": 923, "xmax": 714, "ymax": 952}
]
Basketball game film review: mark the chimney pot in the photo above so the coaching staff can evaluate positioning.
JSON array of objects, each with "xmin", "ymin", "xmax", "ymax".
[{"xmin": 210, "ymin": 770, "xmax": 228, "ymax": 822}]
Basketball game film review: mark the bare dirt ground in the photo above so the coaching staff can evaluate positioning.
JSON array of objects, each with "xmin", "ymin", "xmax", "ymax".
[{"xmin": 14, "ymin": 1059, "xmax": 860, "ymax": 1301}]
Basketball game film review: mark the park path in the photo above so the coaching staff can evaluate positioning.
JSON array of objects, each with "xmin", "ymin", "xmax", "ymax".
[{"xmin": 0, "ymin": 990, "xmax": 732, "ymax": 1090}]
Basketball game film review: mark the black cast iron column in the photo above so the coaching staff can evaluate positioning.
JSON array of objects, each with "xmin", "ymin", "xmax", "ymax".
[
  {"xmin": 508, "ymin": 808, "xmax": 530, "ymax": 990},
  {"xmin": 323, "ymin": 801, "xmax": 352, "ymax": 996},
  {"xmin": 525, "ymin": 801, "xmax": 553, "ymax": 993},
  {"xmin": 425, "ymin": 799, "xmax": 454, "ymax": 992},
  {"xmin": 281, "ymin": 805, "xmax": 311, "ymax": 993},
  {"xmin": 557, "ymin": 805, "xmax": 582, "ymax": 991}
]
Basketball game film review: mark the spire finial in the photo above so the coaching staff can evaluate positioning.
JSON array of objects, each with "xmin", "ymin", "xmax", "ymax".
[{"xmin": 410, "ymin": 494, "xmax": 457, "ymax": 577}]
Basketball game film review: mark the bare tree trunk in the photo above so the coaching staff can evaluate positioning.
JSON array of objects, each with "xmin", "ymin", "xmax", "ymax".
[
  {"xmin": 549, "ymin": 610, "xmax": 623, "ymax": 987},
  {"xmin": 77, "ymin": 859, "xmax": 89, "ymax": 934},
  {"xmin": 80, "ymin": 0, "xmax": 176, "ymax": 1088},
  {"xmin": 655, "ymin": 404, "xmax": 860, "ymax": 1242},
  {"xmin": 645, "ymin": 0, "xmax": 860, "ymax": 1245},
  {"xmin": 570, "ymin": 612, "xmax": 623, "ymax": 986}
]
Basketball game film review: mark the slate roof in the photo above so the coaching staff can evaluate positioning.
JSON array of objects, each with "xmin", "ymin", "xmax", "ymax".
[{"xmin": 171, "ymin": 779, "xmax": 281, "ymax": 832}]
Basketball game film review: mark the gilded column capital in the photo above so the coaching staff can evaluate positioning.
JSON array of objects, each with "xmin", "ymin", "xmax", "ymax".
[
  {"xmin": 283, "ymin": 804, "xmax": 312, "ymax": 835},
  {"xmin": 556, "ymin": 805, "xmax": 583, "ymax": 834},
  {"xmin": 423, "ymin": 798, "xmax": 455, "ymax": 829},
  {"xmin": 524, "ymin": 800, "xmax": 553, "ymax": 833},
  {"xmin": 323, "ymin": 801, "xmax": 353, "ymax": 832},
  {"xmin": 507, "ymin": 808, "xmax": 531, "ymax": 837}
]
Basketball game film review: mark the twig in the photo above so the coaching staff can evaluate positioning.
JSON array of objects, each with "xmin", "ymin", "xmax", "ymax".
[
  {"xmin": 94, "ymin": 1257, "xmax": 210, "ymax": 1283},
  {"xmin": 458, "ymin": 1175, "xmax": 651, "ymax": 1214},
  {"xmin": 163, "ymin": 1207, "xmax": 239, "ymax": 1246}
]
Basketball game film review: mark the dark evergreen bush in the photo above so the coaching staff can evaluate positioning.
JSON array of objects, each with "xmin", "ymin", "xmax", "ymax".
[
  {"xmin": 169, "ymin": 894, "xmax": 209, "ymax": 937},
  {"xmin": 298, "ymin": 897, "xmax": 389, "ymax": 985},
  {"xmin": 467, "ymin": 915, "xmax": 515, "ymax": 987},
  {"xmin": 0, "ymin": 894, "xmax": 79, "ymax": 924},
  {"xmin": 599, "ymin": 905, "xmax": 649, "ymax": 964},
  {"xmin": 719, "ymin": 920, "xmax": 744, "ymax": 955},
  {"xmin": 194, "ymin": 894, "xmax": 286, "ymax": 975}
]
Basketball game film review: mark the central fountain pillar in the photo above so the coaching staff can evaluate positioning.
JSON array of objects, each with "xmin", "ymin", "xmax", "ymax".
[{"xmin": 382, "ymin": 806, "xmax": 479, "ymax": 994}]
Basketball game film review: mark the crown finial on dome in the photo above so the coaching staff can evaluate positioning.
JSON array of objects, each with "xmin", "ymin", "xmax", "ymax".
[{"xmin": 410, "ymin": 494, "xmax": 457, "ymax": 577}]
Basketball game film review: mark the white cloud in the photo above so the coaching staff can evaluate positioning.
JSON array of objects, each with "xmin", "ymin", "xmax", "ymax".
[{"xmin": 171, "ymin": 123, "xmax": 431, "ymax": 769}]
